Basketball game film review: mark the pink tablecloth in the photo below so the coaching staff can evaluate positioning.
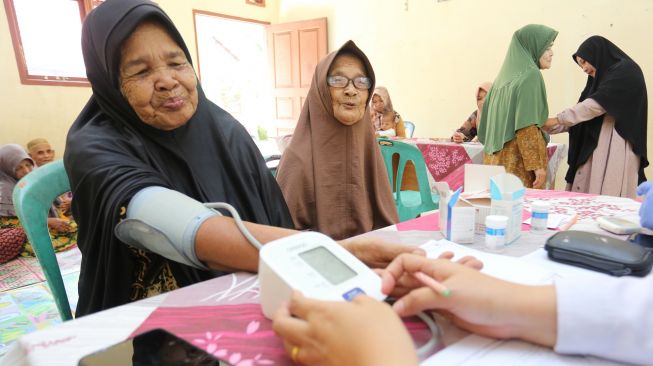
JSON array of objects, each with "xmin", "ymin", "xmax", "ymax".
[
  {"xmin": 396, "ymin": 189, "xmax": 641, "ymax": 232},
  {"xmin": 129, "ymin": 274, "xmax": 435, "ymax": 365}
]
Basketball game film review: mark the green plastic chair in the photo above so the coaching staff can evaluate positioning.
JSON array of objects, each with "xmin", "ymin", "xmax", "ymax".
[
  {"xmin": 377, "ymin": 139, "xmax": 439, "ymax": 222},
  {"xmin": 12, "ymin": 159, "xmax": 73, "ymax": 320}
]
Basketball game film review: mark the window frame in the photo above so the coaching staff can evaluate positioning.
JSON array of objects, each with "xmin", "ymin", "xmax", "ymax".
[{"xmin": 3, "ymin": 0, "xmax": 101, "ymax": 87}]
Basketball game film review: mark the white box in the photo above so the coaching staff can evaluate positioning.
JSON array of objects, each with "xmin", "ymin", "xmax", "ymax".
[
  {"xmin": 435, "ymin": 183, "xmax": 475, "ymax": 244},
  {"xmin": 489, "ymin": 173, "xmax": 525, "ymax": 244}
]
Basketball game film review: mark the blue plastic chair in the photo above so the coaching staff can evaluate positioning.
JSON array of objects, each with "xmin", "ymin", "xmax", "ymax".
[
  {"xmin": 377, "ymin": 139, "xmax": 439, "ymax": 221},
  {"xmin": 12, "ymin": 160, "xmax": 73, "ymax": 320},
  {"xmin": 404, "ymin": 121, "xmax": 415, "ymax": 138}
]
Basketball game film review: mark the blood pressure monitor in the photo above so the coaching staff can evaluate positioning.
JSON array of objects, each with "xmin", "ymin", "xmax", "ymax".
[{"xmin": 259, "ymin": 232, "xmax": 386, "ymax": 319}]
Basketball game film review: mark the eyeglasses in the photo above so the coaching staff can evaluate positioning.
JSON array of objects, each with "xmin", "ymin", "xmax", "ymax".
[{"xmin": 326, "ymin": 75, "xmax": 371, "ymax": 90}]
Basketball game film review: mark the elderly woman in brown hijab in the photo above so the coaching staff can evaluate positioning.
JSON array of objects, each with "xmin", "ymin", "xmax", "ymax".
[
  {"xmin": 452, "ymin": 82, "xmax": 493, "ymax": 143},
  {"xmin": 276, "ymin": 41, "xmax": 399, "ymax": 240},
  {"xmin": 370, "ymin": 86, "xmax": 407, "ymax": 138}
]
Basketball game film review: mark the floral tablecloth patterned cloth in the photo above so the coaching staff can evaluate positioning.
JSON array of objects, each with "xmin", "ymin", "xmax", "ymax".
[{"xmin": 393, "ymin": 138, "xmax": 566, "ymax": 191}]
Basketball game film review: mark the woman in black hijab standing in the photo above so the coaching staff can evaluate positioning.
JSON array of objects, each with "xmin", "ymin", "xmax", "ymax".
[
  {"xmin": 544, "ymin": 36, "xmax": 648, "ymax": 198},
  {"xmin": 66, "ymin": 0, "xmax": 414, "ymax": 317}
]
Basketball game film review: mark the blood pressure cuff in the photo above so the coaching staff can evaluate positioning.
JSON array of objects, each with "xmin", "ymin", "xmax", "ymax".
[
  {"xmin": 545, "ymin": 231, "xmax": 653, "ymax": 277},
  {"xmin": 114, "ymin": 186, "xmax": 219, "ymax": 270}
]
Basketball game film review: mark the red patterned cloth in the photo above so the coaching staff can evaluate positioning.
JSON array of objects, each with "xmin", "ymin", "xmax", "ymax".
[{"xmin": 0, "ymin": 227, "xmax": 26, "ymax": 264}]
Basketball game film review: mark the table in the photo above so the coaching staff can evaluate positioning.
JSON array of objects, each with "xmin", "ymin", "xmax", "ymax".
[
  {"xmin": 2, "ymin": 191, "xmax": 641, "ymax": 366},
  {"xmin": 391, "ymin": 138, "xmax": 567, "ymax": 192}
]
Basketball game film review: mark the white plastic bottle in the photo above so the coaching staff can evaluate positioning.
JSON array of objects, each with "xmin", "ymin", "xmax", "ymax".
[
  {"xmin": 485, "ymin": 215, "xmax": 508, "ymax": 250},
  {"xmin": 530, "ymin": 201, "xmax": 550, "ymax": 233}
]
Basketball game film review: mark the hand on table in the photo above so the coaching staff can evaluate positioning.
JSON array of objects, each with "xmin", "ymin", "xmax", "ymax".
[
  {"xmin": 382, "ymin": 251, "xmax": 483, "ymax": 298},
  {"xmin": 339, "ymin": 236, "xmax": 423, "ymax": 269},
  {"xmin": 452, "ymin": 132, "xmax": 465, "ymax": 143},
  {"xmin": 381, "ymin": 254, "xmax": 557, "ymax": 347},
  {"xmin": 273, "ymin": 292, "xmax": 418, "ymax": 366}
]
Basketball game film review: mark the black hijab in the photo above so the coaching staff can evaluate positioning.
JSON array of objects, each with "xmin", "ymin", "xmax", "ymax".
[
  {"xmin": 566, "ymin": 36, "xmax": 648, "ymax": 184},
  {"xmin": 65, "ymin": 0, "xmax": 293, "ymax": 316}
]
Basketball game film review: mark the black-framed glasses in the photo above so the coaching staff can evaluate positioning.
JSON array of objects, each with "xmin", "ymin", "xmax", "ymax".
[{"xmin": 326, "ymin": 75, "xmax": 371, "ymax": 90}]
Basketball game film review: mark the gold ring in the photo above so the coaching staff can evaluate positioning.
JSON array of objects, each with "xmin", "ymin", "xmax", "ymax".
[{"xmin": 291, "ymin": 345, "xmax": 300, "ymax": 362}]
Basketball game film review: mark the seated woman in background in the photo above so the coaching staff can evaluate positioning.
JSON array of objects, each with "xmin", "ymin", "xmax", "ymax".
[
  {"xmin": 0, "ymin": 144, "xmax": 76, "ymax": 264},
  {"xmin": 27, "ymin": 137, "xmax": 73, "ymax": 217},
  {"xmin": 277, "ymin": 41, "xmax": 399, "ymax": 240},
  {"xmin": 66, "ymin": 0, "xmax": 413, "ymax": 316},
  {"xmin": 543, "ymin": 36, "xmax": 647, "ymax": 198},
  {"xmin": 370, "ymin": 86, "xmax": 406, "ymax": 138},
  {"xmin": 478, "ymin": 24, "xmax": 558, "ymax": 189},
  {"xmin": 451, "ymin": 81, "xmax": 492, "ymax": 143}
]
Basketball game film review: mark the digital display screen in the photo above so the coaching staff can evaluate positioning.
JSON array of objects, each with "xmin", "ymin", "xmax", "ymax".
[{"xmin": 298, "ymin": 246, "xmax": 357, "ymax": 285}]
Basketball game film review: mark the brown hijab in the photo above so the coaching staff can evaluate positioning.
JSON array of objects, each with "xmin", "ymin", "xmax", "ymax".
[{"xmin": 276, "ymin": 40, "xmax": 398, "ymax": 240}]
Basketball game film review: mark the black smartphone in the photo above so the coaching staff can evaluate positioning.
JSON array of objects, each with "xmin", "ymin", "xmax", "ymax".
[{"xmin": 78, "ymin": 328, "xmax": 233, "ymax": 366}]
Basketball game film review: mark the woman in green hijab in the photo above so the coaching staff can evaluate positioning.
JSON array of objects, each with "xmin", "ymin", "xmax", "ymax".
[{"xmin": 478, "ymin": 24, "xmax": 558, "ymax": 189}]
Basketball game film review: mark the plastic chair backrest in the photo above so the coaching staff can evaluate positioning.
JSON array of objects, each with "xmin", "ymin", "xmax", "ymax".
[
  {"xmin": 404, "ymin": 121, "xmax": 415, "ymax": 138},
  {"xmin": 376, "ymin": 139, "xmax": 438, "ymax": 221},
  {"xmin": 12, "ymin": 159, "xmax": 73, "ymax": 320}
]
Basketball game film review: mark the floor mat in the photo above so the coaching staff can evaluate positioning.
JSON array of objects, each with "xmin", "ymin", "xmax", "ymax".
[
  {"xmin": 0, "ymin": 247, "xmax": 81, "ymax": 292},
  {"xmin": 0, "ymin": 252, "xmax": 80, "ymax": 359}
]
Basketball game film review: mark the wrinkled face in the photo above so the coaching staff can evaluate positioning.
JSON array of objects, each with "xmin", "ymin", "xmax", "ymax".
[
  {"xmin": 14, "ymin": 159, "xmax": 34, "ymax": 180},
  {"xmin": 119, "ymin": 21, "xmax": 199, "ymax": 131},
  {"xmin": 476, "ymin": 89, "xmax": 488, "ymax": 111},
  {"xmin": 538, "ymin": 44, "xmax": 554, "ymax": 69},
  {"xmin": 576, "ymin": 56, "xmax": 597, "ymax": 78},
  {"xmin": 328, "ymin": 54, "xmax": 370, "ymax": 126},
  {"xmin": 372, "ymin": 94, "xmax": 385, "ymax": 113},
  {"xmin": 28, "ymin": 143, "xmax": 54, "ymax": 166}
]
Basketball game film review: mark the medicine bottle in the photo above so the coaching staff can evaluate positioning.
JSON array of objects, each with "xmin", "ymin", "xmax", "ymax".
[
  {"xmin": 530, "ymin": 201, "xmax": 550, "ymax": 233},
  {"xmin": 485, "ymin": 215, "xmax": 508, "ymax": 250}
]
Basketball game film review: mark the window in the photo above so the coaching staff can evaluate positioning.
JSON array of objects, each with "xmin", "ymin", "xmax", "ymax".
[{"xmin": 3, "ymin": 0, "xmax": 103, "ymax": 86}]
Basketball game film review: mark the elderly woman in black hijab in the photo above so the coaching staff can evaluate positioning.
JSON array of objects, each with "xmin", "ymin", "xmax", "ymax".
[
  {"xmin": 66, "ymin": 0, "xmax": 416, "ymax": 316},
  {"xmin": 544, "ymin": 36, "xmax": 648, "ymax": 198}
]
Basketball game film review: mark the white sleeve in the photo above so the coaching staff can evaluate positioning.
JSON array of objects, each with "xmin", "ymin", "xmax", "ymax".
[
  {"xmin": 554, "ymin": 273, "xmax": 653, "ymax": 365},
  {"xmin": 378, "ymin": 128, "xmax": 396, "ymax": 137}
]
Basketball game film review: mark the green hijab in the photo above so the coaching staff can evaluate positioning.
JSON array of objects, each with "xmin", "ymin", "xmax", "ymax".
[{"xmin": 478, "ymin": 24, "xmax": 558, "ymax": 154}]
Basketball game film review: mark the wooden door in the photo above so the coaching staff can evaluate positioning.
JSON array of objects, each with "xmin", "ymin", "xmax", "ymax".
[{"xmin": 266, "ymin": 18, "xmax": 327, "ymax": 137}]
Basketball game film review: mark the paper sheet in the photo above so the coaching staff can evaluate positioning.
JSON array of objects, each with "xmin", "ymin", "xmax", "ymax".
[
  {"xmin": 421, "ymin": 334, "xmax": 622, "ymax": 365},
  {"xmin": 420, "ymin": 240, "xmax": 554, "ymax": 285}
]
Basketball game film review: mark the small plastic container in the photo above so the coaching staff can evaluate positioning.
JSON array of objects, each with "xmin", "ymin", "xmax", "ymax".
[
  {"xmin": 530, "ymin": 201, "xmax": 550, "ymax": 234},
  {"xmin": 485, "ymin": 215, "xmax": 508, "ymax": 250}
]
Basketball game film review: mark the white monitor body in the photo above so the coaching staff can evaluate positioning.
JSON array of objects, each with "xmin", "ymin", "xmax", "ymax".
[{"xmin": 258, "ymin": 232, "xmax": 386, "ymax": 319}]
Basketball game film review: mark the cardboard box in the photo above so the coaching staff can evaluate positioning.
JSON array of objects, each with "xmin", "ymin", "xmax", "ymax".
[
  {"xmin": 489, "ymin": 173, "xmax": 525, "ymax": 244},
  {"xmin": 435, "ymin": 183, "xmax": 475, "ymax": 244},
  {"xmin": 464, "ymin": 164, "xmax": 506, "ymax": 193}
]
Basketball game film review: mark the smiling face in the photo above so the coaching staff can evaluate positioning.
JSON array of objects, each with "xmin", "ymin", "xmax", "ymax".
[
  {"xmin": 119, "ymin": 21, "xmax": 198, "ymax": 131},
  {"xmin": 14, "ymin": 159, "xmax": 34, "ymax": 180},
  {"xmin": 576, "ymin": 56, "xmax": 597, "ymax": 78},
  {"xmin": 328, "ymin": 54, "xmax": 370, "ymax": 126},
  {"xmin": 28, "ymin": 142, "xmax": 54, "ymax": 166},
  {"xmin": 538, "ymin": 44, "xmax": 554, "ymax": 69}
]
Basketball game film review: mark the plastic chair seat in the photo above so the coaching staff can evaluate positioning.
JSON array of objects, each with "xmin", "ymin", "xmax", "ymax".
[
  {"xmin": 377, "ymin": 139, "xmax": 439, "ymax": 222},
  {"xmin": 12, "ymin": 160, "xmax": 73, "ymax": 320}
]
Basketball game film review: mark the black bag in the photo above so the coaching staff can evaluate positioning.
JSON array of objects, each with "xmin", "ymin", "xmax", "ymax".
[{"xmin": 544, "ymin": 231, "xmax": 653, "ymax": 277}]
